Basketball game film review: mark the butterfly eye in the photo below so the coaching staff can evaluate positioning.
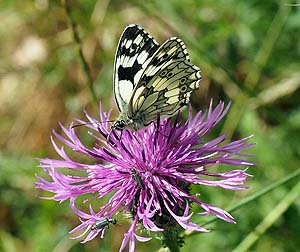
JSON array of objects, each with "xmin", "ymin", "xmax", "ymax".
[{"xmin": 114, "ymin": 120, "xmax": 126, "ymax": 130}]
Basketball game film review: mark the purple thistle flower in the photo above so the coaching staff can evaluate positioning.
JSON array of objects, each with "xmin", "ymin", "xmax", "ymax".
[{"xmin": 36, "ymin": 100, "xmax": 254, "ymax": 252}]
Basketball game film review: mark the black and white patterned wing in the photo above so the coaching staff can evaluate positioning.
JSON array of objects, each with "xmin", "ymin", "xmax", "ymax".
[
  {"xmin": 128, "ymin": 37, "xmax": 201, "ymax": 124},
  {"xmin": 113, "ymin": 24, "xmax": 160, "ymax": 112}
]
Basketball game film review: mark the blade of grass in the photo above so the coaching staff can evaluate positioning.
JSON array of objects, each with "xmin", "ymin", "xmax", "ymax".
[
  {"xmin": 232, "ymin": 179, "xmax": 300, "ymax": 252},
  {"xmin": 251, "ymin": 72, "xmax": 300, "ymax": 109},
  {"xmin": 63, "ymin": 0, "xmax": 98, "ymax": 105},
  {"xmin": 185, "ymin": 168, "xmax": 300, "ymax": 237},
  {"xmin": 221, "ymin": 4, "xmax": 291, "ymax": 140}
]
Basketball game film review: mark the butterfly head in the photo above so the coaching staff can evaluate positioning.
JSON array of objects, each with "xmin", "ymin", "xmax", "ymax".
[
  {"xmin": 112, "ymin": 113, "xmax": 143, "ymax": 131},
  {"xmin": 113, "ymin": 119, "xmax": 126, "ymax": 131}
]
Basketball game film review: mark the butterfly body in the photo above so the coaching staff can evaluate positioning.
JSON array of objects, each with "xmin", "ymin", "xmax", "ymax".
[{"xmin": 113, "ymin": 24, "xmax": 201, "ymax": 131}]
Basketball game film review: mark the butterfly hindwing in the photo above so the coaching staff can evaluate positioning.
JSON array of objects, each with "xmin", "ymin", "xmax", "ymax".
[
  {"xmin": 113, "ymin": 24, "xmax": 159, "ymax": 112},
  {"xmin": 128, "ymin": 38, "xmax": 201, "ymax": 124}
]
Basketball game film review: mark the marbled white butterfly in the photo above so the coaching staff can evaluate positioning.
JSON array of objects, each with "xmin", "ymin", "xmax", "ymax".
[{"xmin": 113, "ymin": 24, "xmax": 201, "ymax": 131}]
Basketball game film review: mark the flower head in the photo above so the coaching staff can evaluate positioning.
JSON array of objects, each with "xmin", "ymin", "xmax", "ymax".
[{"xmin": 36, "ymin": 101, "xmax": 254, "ymax": 252}]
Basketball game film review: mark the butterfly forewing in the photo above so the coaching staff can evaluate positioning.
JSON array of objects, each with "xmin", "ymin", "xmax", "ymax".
[
  {"xmin": 113, "ymin": 25, "xmax": 159, "ymax": 112},
  {"xmin": 128, "ymin": 37, "xmax": 201, "ymax": 123}
]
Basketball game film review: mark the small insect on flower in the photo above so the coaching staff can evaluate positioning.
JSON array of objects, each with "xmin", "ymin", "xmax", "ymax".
[
  {"xmin": 91, "ymin": 217, "xmax": 117, "ymax": 231},
  {"xmin": 113, "ymin": 24, "xmax": 201, "ymax": 131},
  {"xmin": 131, "ymin": 168, "xmax": 144, "ymax": 190}
]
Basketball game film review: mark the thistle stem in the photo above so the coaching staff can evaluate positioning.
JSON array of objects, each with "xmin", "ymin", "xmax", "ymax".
[{"xmin": 162, "ymin": 228, "xmax": 182, "ymax": 252}]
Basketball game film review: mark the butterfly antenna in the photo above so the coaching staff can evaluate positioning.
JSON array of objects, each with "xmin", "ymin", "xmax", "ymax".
[
  {"xmin": 71, "ymin": 122, "xmax": 93, "ymax": 128},
  {"xmin": 72, "ymin": 120, "xmax": 116, "ymax": 129}
]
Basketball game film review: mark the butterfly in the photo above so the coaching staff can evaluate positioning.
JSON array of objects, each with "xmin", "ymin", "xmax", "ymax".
[{"xmin": 112, "ymin": 24, "xmax": 201, "ymax": 131}]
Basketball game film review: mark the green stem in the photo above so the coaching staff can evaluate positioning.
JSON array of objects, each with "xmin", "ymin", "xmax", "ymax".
[
  {"xmin": 232, "ymin": 179, "xmax": 300, "ymax": 252},
  {"xmin": 162, "ymin": 228, "xmax": 182, "ymax": 252},
  {"xmin": 221, "ymin": 4, "xmax": 290, "ymax": 140},
  {"xmin": 187, "ymin": 168, "xmax": 300, "ymax": 237},
  {"xmin": 63, "ymin": 0, "xmax": 98, "ymax": 105}
]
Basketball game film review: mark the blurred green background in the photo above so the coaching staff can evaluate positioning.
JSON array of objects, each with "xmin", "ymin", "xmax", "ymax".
[{"xmin": 0, "ymin": 0, "xmax": 299, "ymax": 252}]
